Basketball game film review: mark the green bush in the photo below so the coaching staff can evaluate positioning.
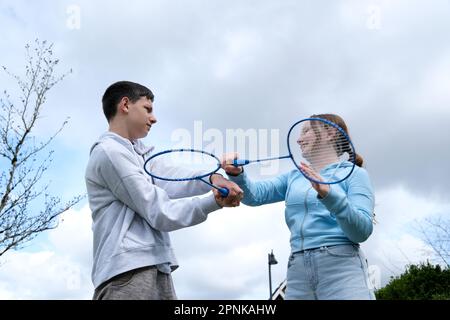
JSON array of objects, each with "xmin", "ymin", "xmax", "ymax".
[{"xmin": 376, "ymin": 262, "xmax": 450, "ymax": 300}]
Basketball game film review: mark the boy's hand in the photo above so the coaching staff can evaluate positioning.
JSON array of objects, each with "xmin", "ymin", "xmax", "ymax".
[
  {"xmin": 211, "ymin": 174, "xmax": 244, "ymax": 207},
  {"xmin": 220, "ymin": 152, "xmax": 243, "ymax": 176}
]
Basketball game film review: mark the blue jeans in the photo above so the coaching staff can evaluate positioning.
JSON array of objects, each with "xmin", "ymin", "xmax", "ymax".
[{"xmin": 285, "ymin": 244, "xmax": 375, "ymax": 300}]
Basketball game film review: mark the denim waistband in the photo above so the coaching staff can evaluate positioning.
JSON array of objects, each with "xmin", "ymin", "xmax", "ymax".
[{"xmin": 294, "ymin": 244, "xmax": 359, "ymax": 255}]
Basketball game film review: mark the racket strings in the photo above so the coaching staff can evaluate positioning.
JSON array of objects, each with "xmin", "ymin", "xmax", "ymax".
[
  {"xmin": 144, "ymin": 149, "xmax": 221, "ymax": 181},
  {"xmin": 290, "ymin": 119, "xmax": 356, "ymax": 183},
  {"xmin": 302, "ymin": 136, "xmax": 352, "ymax": 162}
]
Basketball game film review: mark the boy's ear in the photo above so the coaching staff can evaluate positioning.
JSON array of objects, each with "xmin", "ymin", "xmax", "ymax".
[{"xmin": 118, "ymin": 97, "xmax": 130, "ymax": 114}]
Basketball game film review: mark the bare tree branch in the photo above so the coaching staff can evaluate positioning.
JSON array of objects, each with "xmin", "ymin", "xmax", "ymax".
[
  {"xmin": 414, "ymin": 216, "xmax": 450, "ymax": 268},
  {"xmin": 0, "ymin": 39, "xmax": 83, "ymax": 257}
]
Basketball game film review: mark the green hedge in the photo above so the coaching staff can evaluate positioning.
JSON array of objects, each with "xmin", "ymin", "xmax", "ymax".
[{"xmin": 376, "ymin": 262, "xmax": 450, "ymax": 300}]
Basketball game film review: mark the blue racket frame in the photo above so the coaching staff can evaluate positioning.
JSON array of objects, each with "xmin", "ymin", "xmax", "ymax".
[
  {"xmin": 233, "ymin": 118, "xmax": 357, "ymax": 185},
  {"xmin": 144, "ymin": 148, "xmax": 229, "ymax": 197}
]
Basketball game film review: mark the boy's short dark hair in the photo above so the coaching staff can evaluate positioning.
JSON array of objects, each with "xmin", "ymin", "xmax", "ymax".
[{"xmin": 102, "ymin": 81, "xmax": 154, "ymax": 122}]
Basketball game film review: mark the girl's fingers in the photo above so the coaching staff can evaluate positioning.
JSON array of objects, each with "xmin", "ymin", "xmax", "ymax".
[{"xmin": 301, "ymin": 165, "xmax": 323, "ymax": 182}]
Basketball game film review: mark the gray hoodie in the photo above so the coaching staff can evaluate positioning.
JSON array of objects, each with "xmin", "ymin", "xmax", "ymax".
[{"xmin": 85, "ymin": 132, "xmax": 221, "ymax": 288}]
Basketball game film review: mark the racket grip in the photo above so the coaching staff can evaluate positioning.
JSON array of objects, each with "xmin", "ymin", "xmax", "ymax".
[
  {"xmin": 218, "ymin": 187, "xmax": 229, "ymax": 197},
  {"xmin": 233, "ymin": 159, "xmax": 249, "ymax": 166}
]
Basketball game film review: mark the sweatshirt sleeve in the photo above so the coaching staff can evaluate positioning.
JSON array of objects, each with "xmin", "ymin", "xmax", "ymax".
[
  {"xmin": 95, "ymin": 145, "xmax": 221, "ymax": 232},
  {"xmin": 228, "ymin": 171, "xmax": 288, "ymax": 206},
  {"xmin": 319, "ymin": 167, "xmax": 375, "ymax": 243}
]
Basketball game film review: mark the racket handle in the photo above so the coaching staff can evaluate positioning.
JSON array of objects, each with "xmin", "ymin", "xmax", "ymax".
[
  {"xmin": 218, "ymin": 187, "xmax": 229, "ymax": 197},
  {"xmin": 233, "ymin": 159, "xmax": 250, "ymax": 166}
]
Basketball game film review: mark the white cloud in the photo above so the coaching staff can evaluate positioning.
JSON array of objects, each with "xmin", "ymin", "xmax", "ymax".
[
  {"xmin": 48, "ymin": 205, "xmax": 93, "ymax": 268},
  {"xmin": 213, "ymin": 30, "xmax": 263, "ymax": 79},
  {"xmin": 0, "ymin": 205, "xmax": 93, "ymax": 299},
  {"xmin": 419, "ymin": 52, "xmax": 450, "ymax": 112},
  {"xmin": 373, "ymin": 185, "xmax": 448, "ymax": 234}
]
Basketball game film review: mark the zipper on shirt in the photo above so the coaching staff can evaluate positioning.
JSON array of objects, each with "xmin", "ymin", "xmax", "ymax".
[
  {"xmin": 141, "ymin": 155, "xmax": 155, "ymax": 185},
  {"xmin": 299, "ymin": 186, "xmax": 312, "ymax": 251}
]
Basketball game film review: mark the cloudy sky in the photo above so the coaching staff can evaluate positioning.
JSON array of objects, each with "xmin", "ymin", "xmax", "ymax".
[{"xmin": 1, "ymin": 0, "xmax": 450, "ymax": 299}]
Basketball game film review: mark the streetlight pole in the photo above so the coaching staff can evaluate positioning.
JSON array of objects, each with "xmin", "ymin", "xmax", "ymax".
[{"xmin": 268, "ymin": 249, "xmax": 278, "ymax": 300}]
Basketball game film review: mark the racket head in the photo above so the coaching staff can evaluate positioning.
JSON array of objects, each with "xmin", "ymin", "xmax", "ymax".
[
  {"xmin": 144, "ymin": 148, "xmax": 221, "ymax": 181},
  {"xmin": 287, "ymin": 118, "xmax": 357, "ymax": 184}
]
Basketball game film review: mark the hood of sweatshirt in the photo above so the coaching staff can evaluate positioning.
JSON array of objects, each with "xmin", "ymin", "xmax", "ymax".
[{"xmin": 90, "ymin": 131, "xmax": 154, "ymax": 156}]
